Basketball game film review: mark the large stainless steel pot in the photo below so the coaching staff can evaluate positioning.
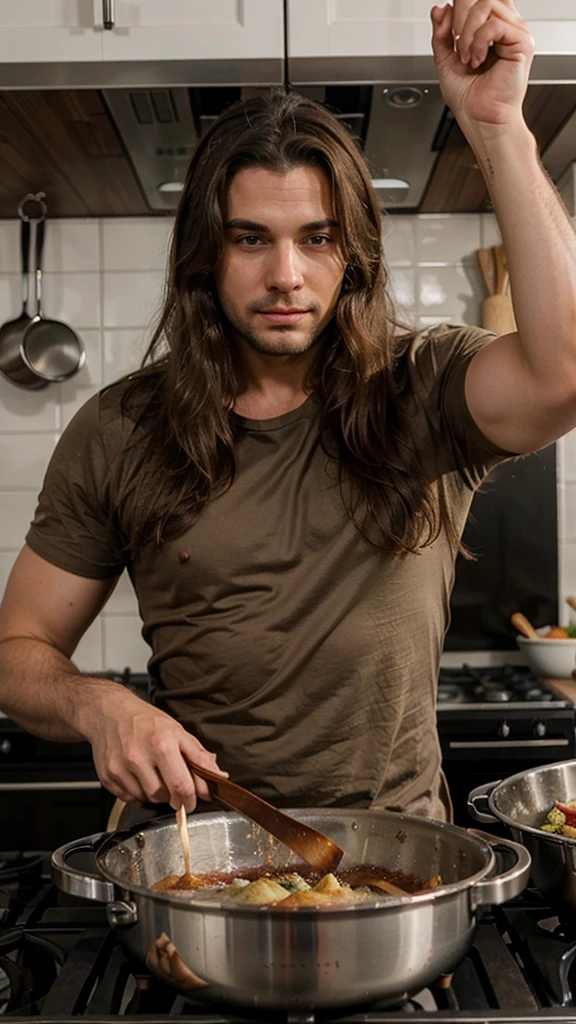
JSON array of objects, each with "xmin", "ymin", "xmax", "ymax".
[
  {"xmin": 51, "ymin": 808, "xmax": 530, "ymax": 1010},
  {"xmin": 469, "ymin": 759, "xmax": 576, "ymax": 915}
]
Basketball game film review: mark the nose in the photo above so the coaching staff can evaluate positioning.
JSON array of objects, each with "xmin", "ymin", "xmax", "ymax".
[{"xmin": 264, "ymin": 241, "xmax": 305, "ymax": 293}]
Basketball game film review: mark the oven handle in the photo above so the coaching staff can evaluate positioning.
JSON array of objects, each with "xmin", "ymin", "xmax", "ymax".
[
  {"xmin": 448, "ymin": 739, "xmax": 570, "ymax": 749},
  {"xmin": 51, "ymin": 832, "xmax": 115, "ymax": 903},
  {"xmin": 0, "ymin": 781, "xmax": 101, "ymax": 791}
]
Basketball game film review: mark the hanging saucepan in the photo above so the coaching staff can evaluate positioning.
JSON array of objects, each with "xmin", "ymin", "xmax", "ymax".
[
  {"xmin": 0, "ymin": 192, "xmax": 85, "ymax": 389},
  {"xmin": 0, "ymin": 195, "xmax": 45, "ymax": 389}
]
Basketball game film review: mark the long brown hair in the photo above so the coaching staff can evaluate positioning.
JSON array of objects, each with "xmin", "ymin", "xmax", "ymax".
[{"xmin": 111, "ymin": 90, "xmax": 455, "ymax": 557}]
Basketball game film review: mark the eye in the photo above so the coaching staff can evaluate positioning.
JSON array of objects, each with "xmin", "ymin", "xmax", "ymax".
[
  {"xmin": 236, "ymin": 235, "xmax": 264, "ymax": 247},
  {"xmin": 306, "ymin": 234, "xmax": 332, "ymax": 247}
]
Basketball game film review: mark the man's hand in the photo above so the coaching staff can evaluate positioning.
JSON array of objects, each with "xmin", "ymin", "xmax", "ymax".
[
  {"xmin": 430, "ymin": 1, "xmax": 534, "ymax": 133},
  {"xmin": 84, "ymin": 690, "xmax": 228, "ymax": 812}
]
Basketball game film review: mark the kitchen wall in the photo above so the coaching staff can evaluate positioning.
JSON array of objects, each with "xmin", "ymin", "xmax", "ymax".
[{"xmin": 0, "ymin": 211, "xmax": 575, "ymax": 672}]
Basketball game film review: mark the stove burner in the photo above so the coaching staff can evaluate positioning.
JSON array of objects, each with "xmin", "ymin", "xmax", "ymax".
[{"xmin": 438, "ymin": 663, "xmax": 568, "ymax": 706}]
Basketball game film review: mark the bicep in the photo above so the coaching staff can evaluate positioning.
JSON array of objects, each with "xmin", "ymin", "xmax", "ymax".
[
  {"xmin": 464, "ymin": 331, "xmax": 576, "ymax": 455},
  {"xmin": 0, "ymin": 544, "xmax": 119, "ymax": 657}
]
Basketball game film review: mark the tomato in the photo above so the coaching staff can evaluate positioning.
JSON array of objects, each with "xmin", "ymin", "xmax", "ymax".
[{"xmin": 555, "ymin": 801, "xmax": 576, "ymax": 825}]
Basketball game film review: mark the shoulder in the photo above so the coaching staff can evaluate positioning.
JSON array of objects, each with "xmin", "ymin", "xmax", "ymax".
[
  {"xmin": 64, "ymin": 371, "xmax": 163, "ymax": 454},
  {"xmin": 398, "ymin": 323, "xmax": 496, "ymax": 385}
]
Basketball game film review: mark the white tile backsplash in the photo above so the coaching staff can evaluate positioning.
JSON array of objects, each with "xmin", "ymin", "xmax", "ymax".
[
  {"xmin": 0, "ymin": 433, "xmax": 57, "ymax": 488},
  {"xmin": 102, "ymin": 218, "xmax": 173, "ymax": 273},
  {"xmin": 0, "ymin": 211, "xmax": 571, "ymax": 671},
  {"xmin": 104, "ymin": 571, "xmax": 141, "ymax": 615},
  {"xmin": 562, "ymin": 428, "xmax": 576, "ymax": 482},
  {"xmin": 103, "ymin": 616, "xmax": 149, "ymax": 674},
  {"xmin": 0, "ymin": 491, "xmax": 39, "ymax": 549},
  {"xmin": 0, "ymin": 377, "xmax": 60, "ymax": 433},
  {"xmin": 383, "ymin": 215, "xmax": 416, "ymax": 266},
  {"xmin": 0, "ymin": 551, "xmax": 17, "ymax": 595},
  {"xmin": 416, "ymin": 264, "xmax": 482, "ymax": 325},
  {"xmin": 42, "ymin": 220, "xmax": 101, "ymax": 274},
  {"xmin": 60, "ymin": 385, "xmax": 100, "ymax": 430},
  {"xmin": 388, "ymin": 267, "xmax": 416, "ymax": 313},
  {"xmin": 103, "ymin": 271, "xmax": 164, "ymax": 329},
  {"xmin": 0, "ymin": 222, "xmax": 20, "ymax": 274},
  {"xmin": 41, "ymin": 272, "xmax": 101, "ymax": 329},
  {"xmin": 415, "ymin": 214, "xmax": 481, "ymax": 265},
  {"xmin": 103, "ymin": 329, "xmax": 148, "ymax": 385}
]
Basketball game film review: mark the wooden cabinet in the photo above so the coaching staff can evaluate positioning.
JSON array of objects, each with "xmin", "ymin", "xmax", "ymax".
[
  {"xmin": 99, "ymin": 0, "xmax": 284, "ymax": 63},
  {"xmin": 0, "ymin": 1, "xmax": 102, "ymax": 63}
]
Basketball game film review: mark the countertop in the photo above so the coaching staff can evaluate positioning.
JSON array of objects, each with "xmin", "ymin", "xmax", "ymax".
[{"xmin": 546, "ymin": 677, "xmax": 576, "ymax": 702}]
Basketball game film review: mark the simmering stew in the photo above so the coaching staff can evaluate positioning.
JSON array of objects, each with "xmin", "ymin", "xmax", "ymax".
[{"xmin": 151, "ymin": 865, "xmax": 442, "ymax": 906}]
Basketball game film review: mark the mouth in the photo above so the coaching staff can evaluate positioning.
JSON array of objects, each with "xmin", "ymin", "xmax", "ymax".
[{"xmin": 257, "ymin": 309, "xmax": 311, "ymax": 325}]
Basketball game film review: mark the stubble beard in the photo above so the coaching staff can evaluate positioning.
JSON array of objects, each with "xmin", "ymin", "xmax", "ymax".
[
  {"xmin": 238, "ymin": 323, "xmax": 324, "ymax": 357},
  {"xmin": 232, "ymin": 301, "xmax": 329, "ymax": 357}
]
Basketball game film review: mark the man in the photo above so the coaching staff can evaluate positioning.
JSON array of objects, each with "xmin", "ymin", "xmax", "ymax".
[{"xmin": 0, "ymin": 1, "xmax": 575, "ymax": 824}]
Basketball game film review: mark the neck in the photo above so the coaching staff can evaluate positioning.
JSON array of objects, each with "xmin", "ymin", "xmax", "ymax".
[{"xmin": 232, "ymin": 336, "xmax": 315, "ymax": 419}]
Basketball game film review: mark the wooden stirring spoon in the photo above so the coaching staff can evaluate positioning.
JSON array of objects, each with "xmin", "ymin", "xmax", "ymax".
[
  {"xmin": 177, "ymin": 803, "xmax": 192, "ymax": 875},
  {"xmin": 346, "ymin": 872, "xmax": 410, "ymax": 897},
  {"xmin": 188, "ymin": 760, "xmax": 344, "ymax": 875},
  {"xmin": 511, "ymin": 612, "xmax": 539, "ymax": 639}
]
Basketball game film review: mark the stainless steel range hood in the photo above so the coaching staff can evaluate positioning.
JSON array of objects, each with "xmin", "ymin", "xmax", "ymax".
[
  {"xmin": 101, "ymin": 82, "xmax": 451, "ymax": 212},
  {"xmin": 101, "ymin": 79, "xmax": 576, "ymax": 213}
]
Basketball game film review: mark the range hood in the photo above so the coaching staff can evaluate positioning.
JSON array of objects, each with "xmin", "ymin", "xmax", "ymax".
[
  {"xmin": 102, "ymin": 81, "xmax": 451, "ymax": 213},
  {"xmin": 0, "ymin": 66, "xmax": 576, "ymax": 217},
  {"xmin": 103, "ymin": 79, "xmax": 576, "ymax": 213}
]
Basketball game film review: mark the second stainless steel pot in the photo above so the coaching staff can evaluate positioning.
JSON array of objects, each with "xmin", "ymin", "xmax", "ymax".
[
  {"xmin": 469, "ymin": 759, "xmax": 576, "ymax": 914},
  {"xmin": 51, "ymin": 808, "xmax": 530, "ymax": 1010}
]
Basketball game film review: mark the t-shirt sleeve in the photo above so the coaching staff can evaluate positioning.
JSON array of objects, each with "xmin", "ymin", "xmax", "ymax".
[
  {"xmin": 406, "ymin": 324, "xmax": 513, "ymax": 488},
  {"xmin": 25, "ymin": 392, "xmax": 127, "ymax": 579}
]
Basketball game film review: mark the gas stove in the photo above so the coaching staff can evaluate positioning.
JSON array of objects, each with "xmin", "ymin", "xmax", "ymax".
[
  {"xmin": 438, "ymin": 664, "xmax": 573, "ymax": 709},
  {"xmin": 3, "ymin": 851, "xmax": 576, "ymax": 1023}
]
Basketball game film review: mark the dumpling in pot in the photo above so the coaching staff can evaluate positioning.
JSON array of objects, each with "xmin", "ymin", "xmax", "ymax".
[{"xmin": 229, "ymin": 877, "xmax": 289, "ymax": 904}]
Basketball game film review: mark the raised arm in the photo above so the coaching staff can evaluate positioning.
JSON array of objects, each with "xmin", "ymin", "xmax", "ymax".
[
  {"xmin": 431, "ymin": 1, "xmax": 576, "ymax": 455},
  {"xmin": 0, "ymin": 545, "xmax": 225, "ymax": 810}
]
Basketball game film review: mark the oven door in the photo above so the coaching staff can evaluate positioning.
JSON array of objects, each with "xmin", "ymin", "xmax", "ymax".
[
  {"xmin": 439, "ymin": 706, "xmax": 576, "ymax": 828},
  {"xmin": 0, "ymin": 719, "xmax": 114, "ymax": 849}
]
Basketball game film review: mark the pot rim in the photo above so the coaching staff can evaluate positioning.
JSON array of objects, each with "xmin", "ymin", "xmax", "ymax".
[
  {"xmin": 95, "ymin": 807, "xmax": 495, "ymax": 914},
  {"xmin": 487, "ymin": 759, "xmax": 576, "ymax": 848}
]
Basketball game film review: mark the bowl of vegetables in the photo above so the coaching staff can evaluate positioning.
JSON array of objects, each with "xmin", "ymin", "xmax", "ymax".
[{"xmin": 515, "ymin": 622, "xmax": 576, "ymax": 680}]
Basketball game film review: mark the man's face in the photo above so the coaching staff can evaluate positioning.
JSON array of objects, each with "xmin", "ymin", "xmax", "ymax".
[{"xmin": 214, "ymin": 165, "xmax": 346, "ymax": 358}]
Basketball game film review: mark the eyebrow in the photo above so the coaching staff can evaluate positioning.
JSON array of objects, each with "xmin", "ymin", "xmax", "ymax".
[{"xmin": 224, "ymin": 218, "xmax": 339, "ymax": 233}]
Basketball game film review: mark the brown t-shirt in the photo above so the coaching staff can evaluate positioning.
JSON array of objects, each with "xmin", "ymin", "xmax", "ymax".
[{"xmin": 26, "ymin": 325, "xmax": 507, "ymax": 820}]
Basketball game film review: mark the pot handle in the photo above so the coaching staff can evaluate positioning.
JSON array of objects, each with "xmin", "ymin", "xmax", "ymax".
[
  {"xmin": 467, "ymin": 780, "xmax": 500, "ymax": 823},
  {"xmin": 468, "ymin": 828, "xmax": 531, "ymax": 907},
  {"xmin": 51, "ymin": 832, "xmax": 115, "ymax": 903}
]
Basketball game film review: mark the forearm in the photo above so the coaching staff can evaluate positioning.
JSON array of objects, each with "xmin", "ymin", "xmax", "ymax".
[
  {"xmin": 468, "ymin": 119, "xmax": 576, "ymax": 385},
  {"xmin": 0, "ymin": 634, "xmax": 136, "ymax": 743}
]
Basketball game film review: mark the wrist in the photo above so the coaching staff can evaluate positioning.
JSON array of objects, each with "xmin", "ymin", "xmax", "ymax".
[
  {"xmin": 74, "ymin": 677, "xmax": 142, "ymax": 741},
  {"xmin": 462, "ymin": 118, "xmax": 536, "ymax": 164}
]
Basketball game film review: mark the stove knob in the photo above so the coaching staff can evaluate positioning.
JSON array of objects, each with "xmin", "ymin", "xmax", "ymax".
[
  {"xmin": 497, "ymin": 720, "xmax": 510, "ymax": 738},
  {"xmin": 0, "ymin": 739, "xmax": 12, "ymax": 755},
  {"xmin": 533, "ymin": 720, "xmax": 547, "ymax": 738}
]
